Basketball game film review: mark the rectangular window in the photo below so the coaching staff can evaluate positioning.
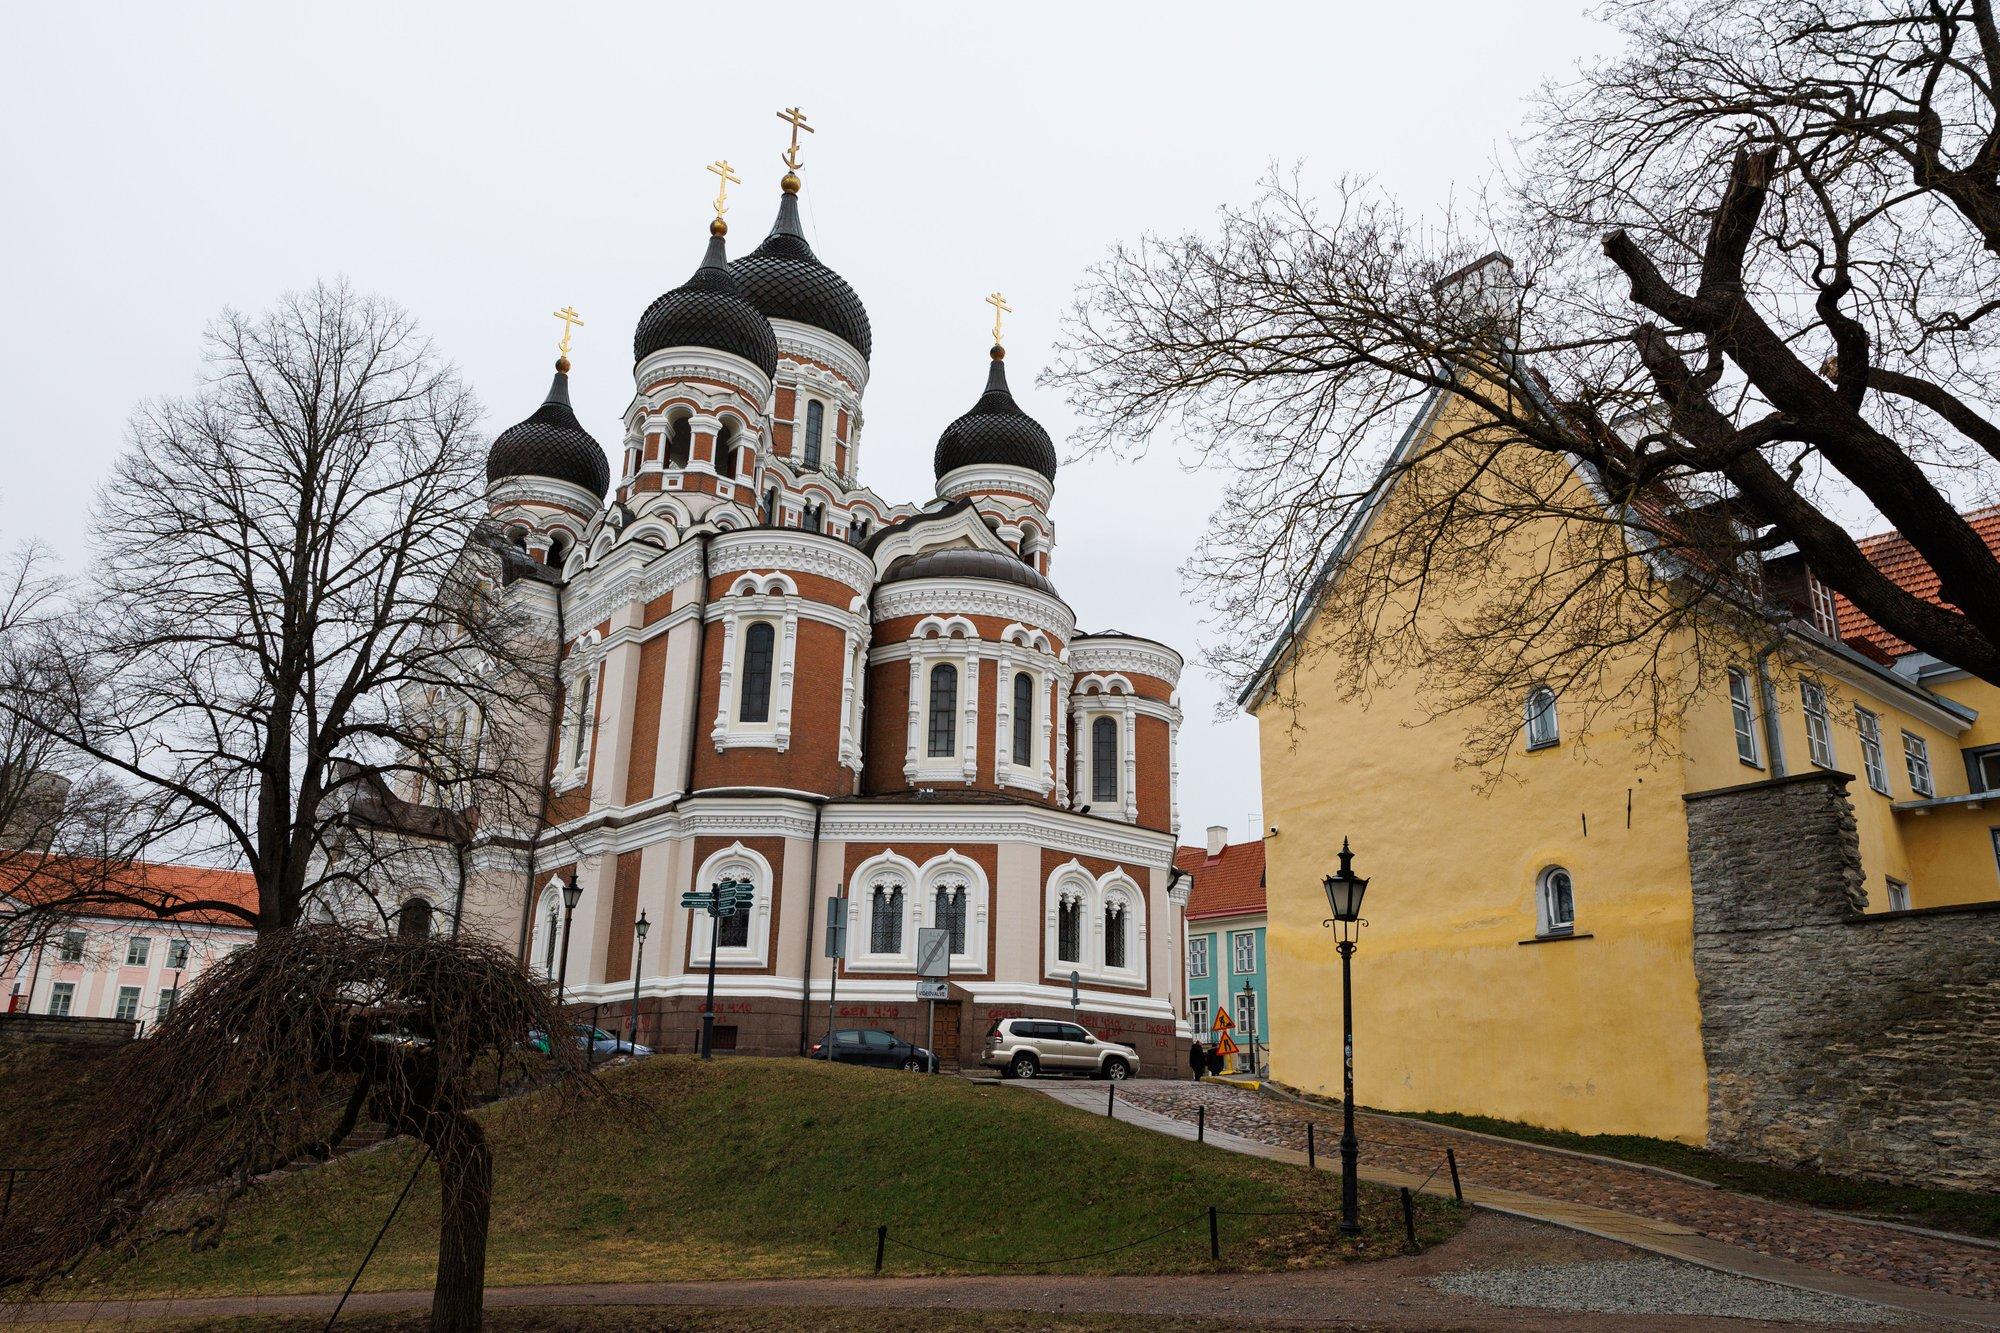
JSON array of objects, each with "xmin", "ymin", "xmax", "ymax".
[
  {"xmin": 114, "ymin": 986, "xmax": 141, "ymax": 1021},
  {"xmin": 165, "ymin": 939, "xmax": 189, "ymax": 970},
  {"xmin": 1808, "ymin": 572, "xmax": 1840, "ymax": 638},
  {"xmin": 1904, "ymin": 731, "xmax": 1934, "ymax": 797},
  {"xmin": 1091, "ymin": 716, "xmax": 1118, "ymax": 803},
  {"xmin": 1231, "ymin": 931, "xmax": 1257, "ymax": 975},
  {"xmin": 58, "ymin": 931, "xmax": 84, "ymax": 963},
  {"xmin": 48, "ymin": 982, "xmax": 74, "ymax": 1017},
  {"xmin": 1233, "ymin": 989, "xmax": 1258, "ymax": 1049},
  {"xmin": 1855, "ymin": 708, "xmax": 1889, "ymax": 794},
  {"xmin": 926, "ymin": 663, "xmax": 959, "ymax": 758},
  {"xmin": 1801, "ymin": 680, "xmax": 1834, "ymax": 768},
  {"xmin": 1186, "ymin": 935, "xmax": 1209, "ymax": 979},
  {"xmin": 157, "ymin": 987, "xmax": 179, "ymax": 1019},
  {"xmin": 1727, "ymin": 668, "xmax": 1761, "ymax": 767},
  {"xmin": 802, "ymin": 399, "xmax": 824, "ymax": 471},
  {"xmin": 1188, "ymin": 995, "xmax": 1210, "ymax": 1036},
  {"xmin": 1885, "ymin": 877, "xmax": 1911, "ymax": 912},
  {"xmin": 1973, "ymin": 749, "xmax": 2000, "ymax": 793},
  {"xmin": 125, "ymin": 937, "xmax": 151, "ymax": 967}
]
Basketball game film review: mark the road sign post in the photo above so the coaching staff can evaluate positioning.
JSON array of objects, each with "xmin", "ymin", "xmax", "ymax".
[
  {"xmin": 1069, "ymin": 969, "xmax": 1080, "ymax": 1016},
  {"xmin": 684, "ymin": 878, "xmax": 754, "ymax": 1060},
  {"xmin": 916, "ymin": 927, "xmax": 949, "ymax": 1073},
  {"xmin": 824, "ymin": 890, "xmax": 845, "ymax": 1061}
]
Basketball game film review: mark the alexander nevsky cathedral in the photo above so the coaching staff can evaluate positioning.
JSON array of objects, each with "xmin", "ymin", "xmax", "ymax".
[{"xmin": 438, "ymin": 114, "xmax": 1188, "ymax": 1067}]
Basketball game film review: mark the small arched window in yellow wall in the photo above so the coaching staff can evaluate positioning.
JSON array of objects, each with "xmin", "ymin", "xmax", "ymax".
[
  {"xmin": 1524, "ymin": 685, "xmax": 1559, "ymax": 750},
  {"xmin": 1538, "ymin": 866, "xmax": 1575, "ymax": 937}
]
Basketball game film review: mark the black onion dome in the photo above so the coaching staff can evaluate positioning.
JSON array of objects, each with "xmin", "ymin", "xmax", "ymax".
[
  {"xmin": 933, "ymin": 348, "xmax": 1058, "ymax": 482},
  {"xmin": 882, "ymin": 546, "xmax": 1059, "ymax": 596},
  {"xmin": 486, "ymin": 362, "xmax": 610, "ymax": 497},
  {"xmin": 729, "ymin": 189, "xmax": 872, "ymax": 358},
  {"xmin": 633, "ymin": 231, "xmax": 779, "ymax": 376}
]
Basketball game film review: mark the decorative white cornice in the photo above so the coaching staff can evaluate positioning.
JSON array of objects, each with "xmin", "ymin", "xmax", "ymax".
[
  {"xmin": 937, "ymin": 463, "xmax": 1055, "ymax": 511},
  {"xmin": 564, "ymin": 538, "xmax": 706, "ymax": 632},
  {"xmin": 709, "ymin": 531, "xmax": 876, "ymax": 594},
  {"xmin": 1069, "ymin": 637, "xmax": 1185, "ymax": 685},
  {"xmin": 630, "ymin": 348, "xmax": 773, "ymax": 410},
  {"xmin": 874, "ymin": 581, "xmax": 1076, "ymax": 641},
  {"xmin": 487, "ymin": 475, "xmax": 604, "ymax": 520},
  {"xmin": 771, "ymin": 319, "xmax": 869, "ymax": 393}
]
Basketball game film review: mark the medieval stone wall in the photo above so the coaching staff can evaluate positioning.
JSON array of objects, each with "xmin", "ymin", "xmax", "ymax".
[{"xmin": 1685, "ymin": 770, "xmax": 2000, "ymax": 1192}]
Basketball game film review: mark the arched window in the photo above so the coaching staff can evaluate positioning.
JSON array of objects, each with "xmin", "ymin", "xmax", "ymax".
[
  {"xmin": 542, "ymin": 902, "xmax": 559, "ymax": 974},
  {"xmin": 762, "ymin": 486, "xmax": 781, "ymax": 525},
  {"xmin": 398, "ymin": 898, "xmax": 433, "ymax": 941},
  {"xmin": 739, "ymin": 622, "xmax": 775, "ymax": 723},
  {"xmin": 1103, "ymin": 897, "xmax": 1127, "ymax": 969},
  {"xmin": 933, "ymin": 881, "xmax": 967, "ymax": 954},
  {"xmin": 717, "ymin": 889, "xmax": 751, "ymax": 949},
  {"xmin": 803, "ymin": 399, "xmax": 824, "ymax": 471},
  {"xmin": 667, "ymin": 415, "xmax": 693, "ymax": 469},
  {"xmin": 927, "ymin": 663, "xmax": 958, "ymax": 758},
  {"xmin": 1012, "ymin": 672, "xmax": 1035, "ymax": 768},
  {"xmin": 1091, "ymin": 716, "xmax": 1118, "ymax": 802},
  {"xmin": 714, "ymin": 421, "xmax": 738, "ymax": 479},
  {"xmin": 870, "ymin": 880, "xmax": 904, "ymax": 954},
  {"xmin": 1057, "ymin": 892, "xmax": 1082, "ymax": 964},
  {"xmin": 849, "ymin": 515, "xmax": 870, "ymax": 545},
  {"xmin": 1538, "ymin": 866, "xmax": 1575, "ymax": 937},
  {"xmin": 1524, "ymin": 685, "xmax": 1558, "ymax": 750}
]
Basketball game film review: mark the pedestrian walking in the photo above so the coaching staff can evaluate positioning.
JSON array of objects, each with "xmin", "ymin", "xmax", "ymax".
[
  {"xmin": 1206, "ymin": 1046, "xmax": 1225, "ymax": 1077},
  {"xmin": 1188, "ymin": 1039, "xmax": 1205, "ymax": 1081}
]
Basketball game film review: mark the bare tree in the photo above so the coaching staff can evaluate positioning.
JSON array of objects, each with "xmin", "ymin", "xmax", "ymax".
[{"xmin": 1050, "ymin": 0, "xmax": 2000, "ymax": 756}]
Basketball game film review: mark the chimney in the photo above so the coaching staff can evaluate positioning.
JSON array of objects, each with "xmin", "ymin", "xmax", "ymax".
[{"xmin": 1205, "ymin": 824, "xmax": 1228, "ymax": 858}]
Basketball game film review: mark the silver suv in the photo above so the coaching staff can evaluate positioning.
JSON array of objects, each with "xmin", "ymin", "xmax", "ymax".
[{"xmin": 982, "ymin": 1017, "xmax": 1138, "ymax": 1081}]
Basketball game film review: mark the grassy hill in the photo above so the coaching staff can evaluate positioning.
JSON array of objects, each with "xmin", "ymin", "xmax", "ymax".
[{"xmin": 65, "ymin": 1058, "xmax": 1459, "ymax": 1298}]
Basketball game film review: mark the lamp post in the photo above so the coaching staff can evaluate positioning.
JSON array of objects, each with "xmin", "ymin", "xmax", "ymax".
[
  {"xmin": 628, "ymin": 911, "xmax": 649, "ymax": 1046},
  {"xmin": 1239, "ymin": 977, "xmax": 1259, "ymax": 1075},
  {"xmin": 1322, "ymin": 837, "xmax": 1371, "ymax": 1237},
  {"xmin": 555, "ymin": 875, "xmax": 583, "ymax": 1008}
]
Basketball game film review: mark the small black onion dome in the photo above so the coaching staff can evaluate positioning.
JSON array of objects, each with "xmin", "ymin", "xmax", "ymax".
[
  {"xmin": 633, "ymin": 229, "xmax": 779, "ymax": 377},
  {"xmin": 882, "ymin": 546, "xmax": 1058, "ymax": 596},
  {"xmin": 729, "ymin": 188, "xmax": 872, "ymax": 359},
  {"xmin": 933, "ymin": 347, "xmax": 1058, "ymax": 483},
  {"xmin": 486, "ymin": 360, "xmax": 610, "ymax": 497}
]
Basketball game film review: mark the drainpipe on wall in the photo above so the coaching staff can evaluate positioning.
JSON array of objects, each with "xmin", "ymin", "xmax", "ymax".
[
  {"xmin": 1755, "ymin": 638, "xmax": 1787, "ymax": 778},
  {"xmin": 797, "ymin": 796, "xmax": 827, "ymax": 1056}
]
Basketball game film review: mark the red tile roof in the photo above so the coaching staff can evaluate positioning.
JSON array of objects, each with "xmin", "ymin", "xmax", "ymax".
[
  {"xmin": 1834, "ymin": 503, "xmax": 2000, "ymax": 659},
  {"xmin": 1174, "ymin": 840, "xmax": 1266, "ymax": 921},
  {"xmin": 0, "ymin": 856, "xmax": 260, "ymax": 928}
]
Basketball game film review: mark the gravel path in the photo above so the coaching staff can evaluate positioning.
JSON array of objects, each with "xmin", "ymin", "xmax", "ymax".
[
  {"xmin": 1429, "ymin": 1257, "xmax": 1911, "ymax": 1325},
  {"xmin": 1113, "ymin": 1079, "xmax": 1999, "ymax": 1303}
]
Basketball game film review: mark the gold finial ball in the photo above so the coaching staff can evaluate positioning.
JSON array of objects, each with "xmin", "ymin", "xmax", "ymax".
[
  {"xmin": 990, "ymin": 344, "xmax": 1006, "ymax": 361},
  {"xmin": 710, "ymin": 217, "xmax": 728, "ymax": 237},
  {"xmin": 555, "ymin": 356, "xmax": 571, "ymax": 374},
  {"xmin": 781, "ymin": 171, "xmax": 802, "ymax": 194}
]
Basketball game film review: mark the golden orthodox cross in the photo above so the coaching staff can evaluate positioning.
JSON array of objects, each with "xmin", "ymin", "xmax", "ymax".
[
  {"xmin": 552, "ymin": 306, "xmax": 585, "ymax": 359},
  {"xmin": 707, "ymin": 159, "xmax": 741, "ymax": 219},
  {"xmin": 987, "ymin": 291, "xmax": 1014, "ymax": 345},
  {"xmin": 776, "ymin": 106, "xmax": 814, "ymax": 170}
]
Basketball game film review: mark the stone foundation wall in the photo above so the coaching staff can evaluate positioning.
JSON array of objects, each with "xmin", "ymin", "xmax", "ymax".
[
  {"xmin": 1685, "ymin": 771, "xmax": 2000, "ymax": 1193},
  {"xmin": 0, "ymin": 1014, "xmax": 136, "ymax": 1046}
]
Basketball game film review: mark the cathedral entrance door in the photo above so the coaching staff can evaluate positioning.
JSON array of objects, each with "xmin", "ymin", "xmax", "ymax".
[{"xmin": 933, "ymin": 1001, "xmax": 962, "ymax": 1072}]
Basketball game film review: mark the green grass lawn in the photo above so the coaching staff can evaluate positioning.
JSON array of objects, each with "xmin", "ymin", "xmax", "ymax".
[
  {"xmin": 59, "ymin": 1057, "xmax": 1459, "ymax": 1299},
  {"xmin": 91, "ymin": 1311, "xmax": 1261, "ymax": 1333},
  {"xmin": 1394, "ymin": 1106, "xmax": 2000, "ymax": 1240}
]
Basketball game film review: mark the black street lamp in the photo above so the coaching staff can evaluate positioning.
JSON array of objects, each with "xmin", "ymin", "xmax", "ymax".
[
  {"xmin": 555, "ymin": 875, "xmax": 583, "ymax": 1008},
  {"xmin": 1239, "ymin": 977, "xmax": 1259, "ymax": 1075},
  {"xmin": 1322, "ymin": 837, "xmax": 1371, "ymax": 1237},
  {"xmin": 628, "ymin": 911, "xmax": 649, "ymax": 1046}
]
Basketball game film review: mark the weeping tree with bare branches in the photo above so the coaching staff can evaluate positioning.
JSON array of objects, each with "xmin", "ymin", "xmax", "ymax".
[
  {"xmin": 1050, "ymin": 0, "xmax": 2000, "ymax": 758},
  {"xmin": 0, "ymin": 282, "xmax": 579, "ymax": 1328}
]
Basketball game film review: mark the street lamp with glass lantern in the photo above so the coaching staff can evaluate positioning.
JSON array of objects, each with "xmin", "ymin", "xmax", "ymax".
[
  {"xmin": 554, "ymin": 875, "xmax": 583, "ymax": 1007},
  {"xmin": 627, "ymin": 911, "xmax": 650, "ymax": 1046},
  {"xmin": 1322, "ymin": 837, "xmax": 1371, "ymax": 1236}
]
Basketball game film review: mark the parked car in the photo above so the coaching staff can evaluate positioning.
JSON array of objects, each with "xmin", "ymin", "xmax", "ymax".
[
  {"xmin": 528, "ymin": 1025, "xmax": 653, "ymax": 1059},
  {"xmin": 808, "ymin": 1027, "xmax": 938, "ymax": 1072},
  {"xmin": 981, "ymin": 1018, "xmax": 1137, "ymax": 1080}
]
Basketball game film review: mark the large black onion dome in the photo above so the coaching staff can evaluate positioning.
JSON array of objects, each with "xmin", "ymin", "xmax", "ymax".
[
  {"xmin": 729, "ymin": 189, "xmax": 872, "ymax": 359},
  {"xmin": 883, "ymin": 546, "xmax": 1058, "ymax": 596},
  {"xmin": 933, "ymin": 347, "xmax": 1058, "ymax": 482},
  {"xmin": 633, "ymin": 230, "xmax": 780, "ymax": 377},
  {"xmin": 486, "ymin": 362, "xmax": 610, "ymax": 497}
]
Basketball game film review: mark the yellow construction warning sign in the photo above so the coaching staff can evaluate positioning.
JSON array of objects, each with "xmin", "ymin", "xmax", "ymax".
[
  {"xmin": 1210, "ymin": 1008, "xmax": 1234, "ymax": 1032},
  {"xmin": 1212, "ymin": 1031, "xmax": 1241, "ymax": 1058}
]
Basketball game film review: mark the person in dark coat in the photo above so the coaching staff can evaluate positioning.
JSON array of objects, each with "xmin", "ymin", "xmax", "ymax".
[
  {"xmin": 1188, "ymin": 1040, "xmax": 1205, "ymax": 1080},
  {"xmin": 1206, "ymin": 1046, "xmax": 1226, "ymax": 1076}
]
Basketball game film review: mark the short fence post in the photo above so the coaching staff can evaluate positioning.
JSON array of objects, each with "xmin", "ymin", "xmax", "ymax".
[
  {"xmin": 1446, "ymin": 1147, "xmax": 1463, "ymax": 1204},
  {"xmin": 1306, "ymin": 1121, "xmax": 1315, "ymax": 1169},
  {"xmin": 1400, "ymin": 1187, "xmax": 1418, "ymax": 1251},
  {"xmin": 875, "ymin": 1224, "xmax": 887, "ymax": 1274},
  {"xmin": 1107, "ymin": 1083, "xmax": 1114, "ymax": 1117},
  {"xmin": 1208, "ymin": 1204, "xmax": 1220, "ymax": 1261},
  {"xmin": 1197, "ymin": 1105, "xmax": 1205, "ymax": 1143}
]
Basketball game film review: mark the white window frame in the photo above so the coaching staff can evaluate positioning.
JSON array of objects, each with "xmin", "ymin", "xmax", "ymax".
[
  {"xmin": 165, "ymin": 939, "xmax": 190, "ymax": 971},
  {"xmin": 735, "ymin": 617, "xmax": 781, "ymax": 725},
  {"xmin": 903, "ymin": 619, "xmax": 981, "ymax": 786},
  {"xmin": 1808, "ymin": 572, "xmax": 1841, "ymax": 638},
  {"xmin": 48, "ymin": 981, "xmax": 74, "ymax": 1017},
  {"xmin": 688, "ymin": 843, "xmax": 774, "ymax": 969},
  {"xmin": 125, "ymin": 936, "xmax": 152, "ymax": 967},
  {"xmin": 114, "ymin": 985, "xmax": 141, "ymax": 1021},
  {"xmin": 848, "ymin": 851, "xmax": 920, "ymax": 971},
  {"xmin": 1188, "ymin": 994, "xmax": 1211, "ymax": 1036},
  {"xmin": 1855, "ymin": 707, "xmax": 1889, "ymax": 794},
  {"xmin": 1230, "ymin": 930, "xmax": 1257, "ymax": 976},
  {"xmin": 554, "ymin": 663, "xmax": 598, "ymax": 792},
  {"xmin": 918, "ymin": 851, "xmax": 990, "ymax": 970},
  {"xmin": 1727, "ymin": 667, "xmax": 1761, "ymax": 767},
  {"xmin": 1186, "ymin": 934, "xmax": 1210, "ymax": 980},
  {"xmin": 1885, "ymin": 877, "xmax": 1911, "ymax": 912},
  {"xmin": 1904, "ymin": 731, "xmax": 1934, "ymax": 797},
  {"xmin": 1536, "ymin": 866, "xmax": 1576, "ymax": 938},
  {"xmin": 1233, "ymin": 988, "xmax": 1259, "ymax": 1046},
  {"xmin": 58, "ymin": 930, "xmax": 84, "ymax": 963},
  {"xmin": 711, "ymin": 577, "xmax": 802, "ymax": 754},
  {"xmin": 1801, "ymin": 680, "xmax": 1835, "ymax": 768},
  {"xmin": 1524, "ymin": 685, "xmax": 1558, "ymax": 750},
  {"xmin": 1042, "ymin": 860, "xmax": 1147, "ymax": 987}
]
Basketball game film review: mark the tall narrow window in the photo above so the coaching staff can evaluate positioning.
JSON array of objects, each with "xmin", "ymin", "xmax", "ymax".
[
  {"xmin": 1538, "ymin": 867, "xmax": 1576, "ymax": 936},
  {"xmin": 933, "ymin": 882, "xmax": 967, "ymax": 954},
  {"xmin": 1091, "ymin": 716, "xmax": 1118, "ymax": 802},
  {"xmin": 927, "ymin": 663, "xmax": 958, "ymax": 757},
  {"xmin": 398, "ymin": 898, "xmax": 434, "ymax": 941},
  {"xmin": 1808, "ymin": 572, "xmax": 1840, "ymax": 638},
  {"xmin": 1801, "ymin": 680, "xmax": 1834, "ymax": 767},
  {"xmin": 114, "ymin": 986, "xmax": 141, "ymax": 1022},
  {"xmin": 803, "ymin": 400, "xmax": 824, "ymax": 471},
  {"xmin": 849, "ymin": 516, "xmax": 870, "ymax": 545},
  {"xmin": 1524, "ymin": 685, "xmax": 1558, "ymax": 749},
  {"xmin": 870, "ymin": 881, "xmax": 904, "ymax": 954},
  {"xmin": 1011, "ymin": 672, "xmax": 1034, "ymax": 768},
  {"xmin": 1186, "ymin": 936, "xmax": 1209, "ymax": 979},
  {"xmin": 569, "ymin": 673, "xmax": 593, "ymax": 766},
  {"xmin": 714, "ymin": 422, "xmax": 738, "ymax": 479},
  {"xmin": 1104, "ymin": 899, "xmax": 1128, "ymax": 969},
  {"xmin": 739, "ymin": 622, "xmax": 775, "ymax": 723},
  {"xmin": 718, "ymin": 887, "xmax": 751, "ymax": 949},
  {"xmin": 543, "ymin": 905, "xmax": 559, "ymax": 974},
  {"xmin": 1057, "ymin": 893, "xmax": 1082, "ymax": 963},
  {"xmin": 1189, "ymin": 995, "xmax": 1210, "ymax": 1035},
  {"xmin": 1728, "ymin": 667, "xmax": 1761, "ymax": 766},
  {"xmin": 1903, "ymin": 731, "xmax": 1934, "ymax": 796},
  {"xmin": 1856, "ymin": 708, "xmax": 1889, "ymax": 794},
  {"xmin": 667, "ymin": 415, "xmax": 692, "ymax": 469},
  {"xmin": 166, "ymin": 939, "xmax": 189, "ymax": 970}
]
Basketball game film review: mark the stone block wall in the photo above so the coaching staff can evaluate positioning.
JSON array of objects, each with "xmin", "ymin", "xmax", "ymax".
[
  {"xmin": 0, "ymin": 1013, "xmax": 136, "ymax": 1046},
  {"xmin": 1685, "ymin": 770, "xmax": 2000, "ymax": 1193}
]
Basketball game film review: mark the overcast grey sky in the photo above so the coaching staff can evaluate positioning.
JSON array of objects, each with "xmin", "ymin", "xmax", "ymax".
[{"xmin": 0, "ymin": 1, "xmax": 1610, "ymax": 849}]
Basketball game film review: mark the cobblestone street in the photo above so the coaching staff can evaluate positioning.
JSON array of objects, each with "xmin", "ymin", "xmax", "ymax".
[{"xmin": 1112, "ymin": 1079, "xmax": 2000, "ymax": 1304}]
